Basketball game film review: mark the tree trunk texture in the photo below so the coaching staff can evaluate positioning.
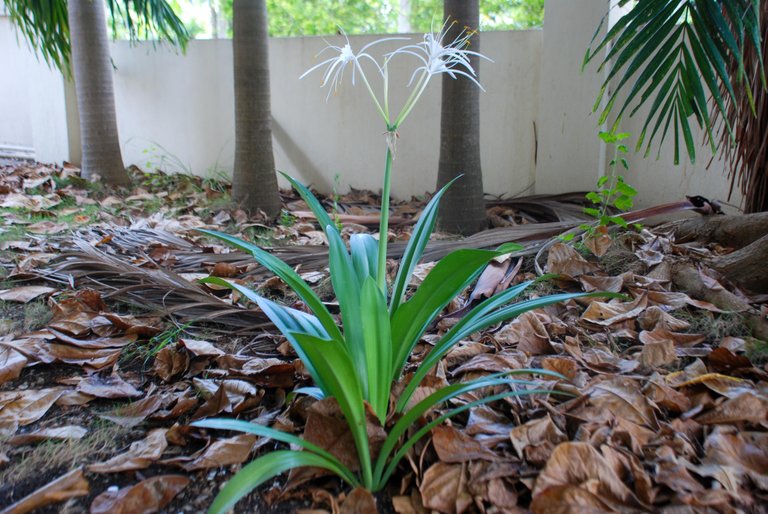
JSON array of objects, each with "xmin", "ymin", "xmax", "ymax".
[
  {"xmin": 68, "ymin": 0, "xmax": 130, "ymax": 186},
  {"xmin": 666, "ymin": 212, "xmax": 768, "ymax": 249},
  {"xmin": 231, "ymin": 0, "xmax": 281, "ymax": 217},
  {"xmin": 666, "ymin": 212, "xmax": 768, "ymax": 295},
  {"xmin": 436, "ymin": 0, "xmax": 486, "ymax": 235}
]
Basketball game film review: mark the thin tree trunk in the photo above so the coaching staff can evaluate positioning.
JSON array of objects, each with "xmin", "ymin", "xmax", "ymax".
[
  {"xmin": 68, "ymin": 0, "xmax": 130, "ymax": 186},
  {"xmin": 436, "ymin": 0, "xmax": 486, "ymax": 235},
  {"xmin": 232, "ymin": 0, "xmax": 281, "ymax": 217}
]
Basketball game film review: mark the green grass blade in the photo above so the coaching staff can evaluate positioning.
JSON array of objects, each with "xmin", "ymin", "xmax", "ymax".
[
  {"xmin": 390, "ymin": 177, "xmax": 459, "ymax": 314},
  {"xmin": 196, "ymin": 229, "xmax": 342, "ymax": 342},
  {"xmin": 390, "ymin": 249, "xmax": 499, "ymax": 380}
]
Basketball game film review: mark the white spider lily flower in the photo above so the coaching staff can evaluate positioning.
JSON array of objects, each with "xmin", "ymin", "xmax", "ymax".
[
  {"xmin": 391, "ymin": 21, "xmax": 491, "ymax": 91},
  {"xmin": 300, "ymin": 32, "xmax": 408, "ymax": 102}
]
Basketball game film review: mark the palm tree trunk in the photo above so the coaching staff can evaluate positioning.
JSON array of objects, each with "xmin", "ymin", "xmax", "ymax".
[
  {"xmin": 436, "ymin": 0, "xmax": 486, "ymax": 235},
  {"xmin": 232, "ymin": 0, "xmax": 281, "ymax": 217},
  {"xmin": 68, "ymin": 0, "xmax": 130, "ymax": 186}
]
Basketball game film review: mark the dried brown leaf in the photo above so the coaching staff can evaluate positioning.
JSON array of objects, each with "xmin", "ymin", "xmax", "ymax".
[
  {"xmin": 100, "ymin": 394, "xmax": 165, "ymax": 428},
  {"xmin": 696, "ymin": 391, "xmax": 768, "ymax": 425},
  {"xmin": 546, "ymin": 243, "xmax": 600, "ymax": 278},
  {"xmin": 89, "ymin": 475, "xmax": 189, "ymax": 514},
  {"xmin": 1, "ymin": 467, "xmax": 88, "ymax": 514},
  {"xmin": 170, "ymin": 434, "xmax": 258, "ymax": 471},
  {"xmin": 8, "ymin": 425, "xmax": 87, "ymax": 445},
  {"xmin": 0, "ymin": 346, "xmax": 27, "ymax": 384},
  {"xmin": 432, "ymin": 425, "xmax": 498, "ymax": 463},
  {"xmin": 509, "ymin": 415, "xmax": 567, "ymax": 466},
  {"xmin": 583, "ymin": 378, "xmax": 657, "ymax": 428},
  {"xmin": 0, "ymin": 285, "xmax": 56, "ymax": 303},
  {"xmin": 0, "ymin": 387, "xmax": 67, "ymax": 436},
  {"xmin": 340, "ymin": 487, "xmax": 378, "ymax": 514},
  {"xmin": 76, "ymin": 373, "xmax": 142, "ymax": 399},
  {"xmin": 154, "ymin": 346, "xmax": 190, "ymax": 382},
  {"xmin": 88, "ymin": 429, "xmax": 168, "ymax": 473},
  {"xmin": 533, "ymin": 442, "xmax": 639, "ymax": 509},
  {"xmin": 419, "ymin": 462, "xmax": 472, "ymax": 514}
]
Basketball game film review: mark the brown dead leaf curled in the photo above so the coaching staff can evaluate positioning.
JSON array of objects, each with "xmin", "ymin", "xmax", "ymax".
[
  {"xmin": 8, "ymin": 425, "xmax": 87, "ymax": 445},
  {"xmin": 581, "ymin": 295, "xmax": 647, "ymax": 327},
  {"xmin": 695, "ymin": 390, "xmax": 768, "ymax": 425},
  {"xmin": 88, "ymin": 429, "xmax": 168, "ymax": 473},
  {"xmin": 303, "ymin": 398, "xmax": 386, "ymax": 471},
  {"xmin": 0, "ymin": 387, "xmax": 67, "ymax": 436},
  {"xmin": 639, "ymin": 339, "xmax": 678, "ymax": 368},
  {"xmin": 0, "ymin": 285, "xmax": 56, "ymax": 303},
  {"xmin": 530, "ymin": 484, "xmax": 613, "ymax": 514},
  {"xmin": 0, "ymin": 346, "xmax": 27, "ymax": 385},
  {"xmin": 154, "ymin": 346, "xmax": 190, "ymax": 381},
  {"xmin": 166, "ymin": 433, "xmax": 258, "ymax": 471},
  {"xmin": 100, "ymin": 393, "xmax": 165, "ymax": 428},
  {"xmin": 419, "ymin": 462, "xmax": 472, "ymax": 514},
  {"xmin": 89, "ymin": 475, "xmax": 190, "ymax": 514},
  {"xmin": 340, "ymin": 487, "xmax": 378, "ymax": 514},
  {"xmin": 509, "ymin": 415, "xmax": 567, "ymax": 466},
  {"xmin": 432, "ymin": 425, "xmax": 498, "ymax": 463},
  {"xmin": 581, "ymin": 378, "xmax": 658, "ymax": 428},
  {"xmin": 1, "ymin": 467, "xmax": 89, "ymax": 514},
  {"xmin": 533, "ymin": 442, "xmax": 643, "ymax": 510},
  {"xmin": 546, "ymin": 243, "xmax": 600, "ymax": 278},
  {"xmin": 76, "ymin": 373, "xmax": 142, "ymax": 399}
]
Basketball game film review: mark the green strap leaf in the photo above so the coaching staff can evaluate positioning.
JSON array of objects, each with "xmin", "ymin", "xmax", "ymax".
[
  {"xmin": 360, "ymin": 277, "xmax": 392, "ymax": 424},
  {"xmin": 375, "ymin": 370, "xmax": 568, "ymax": 487},
  {"xmin": 389, "ymin": 177, "xmax": 459, "ymax": 314},
  {"xmin": 279, "ymin": 172, "xmax": 336, "ymax": 235},
  {"xmin": 205, "ymin": 450, "xmax": 355, "ymax": 514},
  {"xmin": 390, "ymin": 249, "xmax": 499, "ymax": 381},
  {"xmin": 326, "ymin": 228, "xmax": 368, "ymax": 395},
  {"xmin": 293, "ymin": 332, "xmax": 373, "ymax": 488},
  {"xmin": 190, "ymin": 418, "xmax": 357, "ymax": 486},
  {"xmin": 197, "ymin": 229, "xmax": 343, "ymax": 343},
  {"xmin": 395, "ymin": 280, "xmax": 534, "ymax": 412},
  {"xmin": 201, "ymin": 277, "xmax": 329, "ymax": 393},
  {"xmin": 350, "ymin": 233, "xmax": 379, "ymax": 285}
]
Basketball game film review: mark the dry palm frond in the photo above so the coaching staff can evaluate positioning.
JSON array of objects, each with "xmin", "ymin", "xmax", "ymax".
[
  {"xmin": 716, "ymin": 1, "xmax": 768, "ymax": 213},
  {"xmin": 42, "ymin": 238, "xmax": 272, "ymax": 336}
]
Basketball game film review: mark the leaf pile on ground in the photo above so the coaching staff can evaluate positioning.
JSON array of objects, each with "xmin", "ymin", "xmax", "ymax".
[{"xmin": 0, "ymin": 162, "xmax": 766, "ymax": 513}]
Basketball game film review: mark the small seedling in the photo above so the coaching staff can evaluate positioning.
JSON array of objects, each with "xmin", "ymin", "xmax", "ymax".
[{"xmin": 563, "ymin": 131, "xmax": 639, "ymax": 251}]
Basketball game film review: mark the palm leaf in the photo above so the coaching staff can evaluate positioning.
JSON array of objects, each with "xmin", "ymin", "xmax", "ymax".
[
  {"xmin": 5, "ymin": 0, "xmax": 188, "ymax": 73},
  {"xmin": 585, "ymin": 0, "xmax": 764, "ymax": 163}
]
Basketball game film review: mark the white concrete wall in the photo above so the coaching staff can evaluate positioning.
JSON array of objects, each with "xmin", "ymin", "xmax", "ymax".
[
  {"xmin": 111, "ymin": 31, "xmax": 541, "ymax": 199},
  {"xmin": 0, "ymin": 12, "xmax": 73, "ymax": 162},
  {"xmin": 0, "ymin": 3, "xmax": 743, "ymax": 208},
  {"xmin": 536, "ymin": 0, "xmax": 608, "ymax": 194}
]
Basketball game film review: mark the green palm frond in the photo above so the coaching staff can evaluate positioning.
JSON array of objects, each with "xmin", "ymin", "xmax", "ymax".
[
  {"xmin": 5, "ymin": 0, "xmax": 70, "ymax": 72},
  {"xmin": 585, "ymin": 0, "xmax": 765, "ymax": 165},
  {"xmin": 5, "ymin": 0, "xmax": 189, "ymax": 74}
]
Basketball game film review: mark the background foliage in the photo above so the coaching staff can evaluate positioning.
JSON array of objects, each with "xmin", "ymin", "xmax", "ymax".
[{"xmin": 208, "ymin": 0, "xmax": 543, "ymax": 38}]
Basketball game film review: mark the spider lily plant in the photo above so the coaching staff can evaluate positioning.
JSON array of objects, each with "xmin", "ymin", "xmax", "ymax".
[{"xmin": 193, "ymin": 23, "xmax": 615, "ymax": 513}]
